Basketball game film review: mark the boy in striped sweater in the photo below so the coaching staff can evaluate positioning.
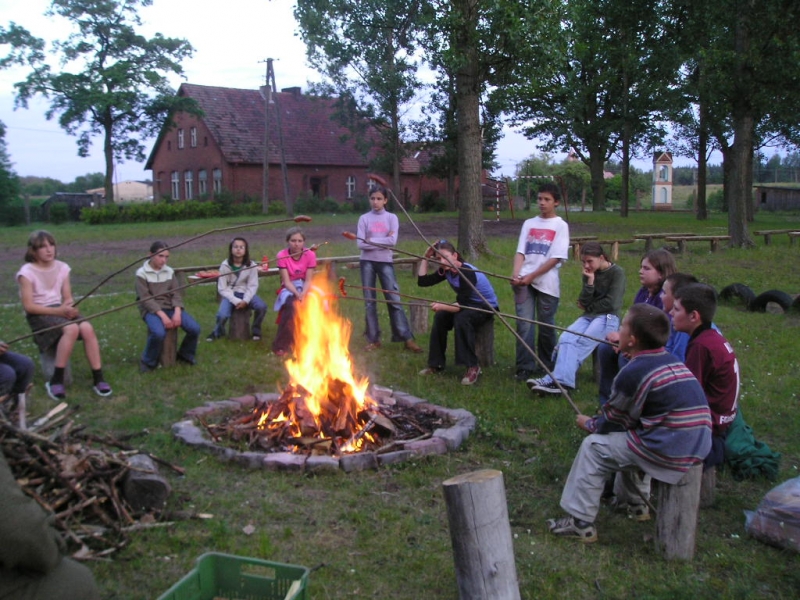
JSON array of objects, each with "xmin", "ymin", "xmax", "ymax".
[{"xmin": 547, "ymin": 304, "xmax": 712, "ymax": 543}]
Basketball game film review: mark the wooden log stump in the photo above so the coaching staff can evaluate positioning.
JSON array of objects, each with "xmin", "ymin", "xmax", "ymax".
[
  {"xmin": 654, "ymin": 462, "xmax": 703, "ymax": 560},
  {"xmin": 410, "ymin": 301, "xmax": 429, "ymax": 335},
  {"xmin": 228, "ymin": 307, "xmax": 253, "ymax": 341},
  {"xmin": 699, "ymin": 465, "xmax": 716, "ymax": 508},
  {"xmin": 475, "ymin": 319, "xmax": 495, "ymax": 367},
  {"xmin": 122, "ymin": 454, "xmax": 171, "ymax": 513},
  {"xmin": 159, "ymin": 328, "xmax": 178, "ymax": 367},
  {"xmin": 442, "ymin": 469, "xmax": 520, "ymax": 600},
  {"xmin": 39, "ymin": 345, "xmax": 72, "ymax": 385}
]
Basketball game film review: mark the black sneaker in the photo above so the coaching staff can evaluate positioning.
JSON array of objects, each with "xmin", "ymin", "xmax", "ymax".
[
  {"xmin": 514, "ymin": 369, "xmax": 533, "ymax": 381},
  {"xmin": 609, "ymin": 498, "xmax": 651, "ymax": 522},
  {"xmin": 526, "ymin": 376, "xmax": 563, "ymax": 394},
  {"xmin": 547, "ymin": 515, "xmax": 597, "ymax": 543}
]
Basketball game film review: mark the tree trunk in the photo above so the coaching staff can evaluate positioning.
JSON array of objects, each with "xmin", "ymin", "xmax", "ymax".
[
  {"xmin": 588, "ymin": 153, "xmax": 607, "ymax": 212},
  {"xmin": 454, "ymin": 0, "xmax": 486, "ymax": 261},
  {"xmin": 103, "ymin": 117, "xmax": 114, "ymax": 206},
  {"xmin": 696, "ymin": 98, "xmax": 708, "ymax": 220},
  {"xmin": 620, "ymin": 130, "xmax": 630, "ymax": 218},
  {"xmin": 726, "ymin": 113, "xmax": 755, "ymax": 248}
]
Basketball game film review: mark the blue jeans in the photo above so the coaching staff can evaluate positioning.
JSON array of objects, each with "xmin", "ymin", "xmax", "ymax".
[
  {"xmin": 0, "ymin": 350, "xmax": 35, "ymax": 396},
  {"xmin": 551, "ymin": 314, "xmax": 619, "ymax": 388},
  {"xmin": 514, "ymin": 285, "xmax": 559, "ymax": 373},
  {"xmin": 360, "ymin": 260, "xmax": 413, "ymax": 344},
  {"xmin": 142, "ymin": 309, "xmax": 201, "ymax": 367},
  {"xmin": 597, "ymin": 342, "xmax": 630, "ymax": 405},
  {"xmin": 213, "ymin": 293, "xmax": 267, "ymax": 337}
]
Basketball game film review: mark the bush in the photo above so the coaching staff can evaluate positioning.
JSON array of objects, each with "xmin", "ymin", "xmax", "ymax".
[
  {"xmin": 80, "ymin": 196, "xmax": 263, "ymax": 225},
  {"xmin": 707, "ymin": 189, "xmax": 726, "ymax": 211},
  {"xmin": 267, "ymin": 200, "xmax": 286, "ymax": 215},
  {"xmin": 294, "ymin": 193, "xmax": 343, "ymax": 214},
  {"xmin": 48, "ymin": 202, "xmax": 69, "ymax": 224},
  {"xmin": 418, "ymin": 192, "xmax": 446, "ymax": 213},
  {"xmin": 350, "ymin": 196, "xmax": 370, "ymax": 214}
]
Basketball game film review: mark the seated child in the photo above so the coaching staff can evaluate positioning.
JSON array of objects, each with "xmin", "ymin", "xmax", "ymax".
[
  {"xmin": 596, "ymin": 248, "xmax": 676, "ymax": 404},
  {"xmin": 670, "ymin": 282, "xmax": 739, "ymax": 468},
  {"xmin": 528, "ymin": 242, "xmax": 625, "ymax": 394},
  {"xmin": 0, "ymin": 341, "xmax": 34, "ymax": 407},
  {"xmin": 16, "ymin": 230, "xmax": 112, "ymax": 400},
  {"xmin": 207, "ymin": 236, "xmax": 267, "ymax": 341},
  {"xmin": 271, "ymin": 227, "xmax": 317, "ymax": 357},
  {"xmin": 547, "ymin": 304, "xmax": 712, "ymax": 543},
  {"xmin": 135, "ymin": 241, "xmax": 201, "ymax": 372},
  {"xmin": 416, "ymin": 240, "xmax": 499, "ymax": 386}
]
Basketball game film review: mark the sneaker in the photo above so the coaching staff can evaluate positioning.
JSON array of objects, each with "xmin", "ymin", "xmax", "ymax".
[
  {"xmin": 177, "ymin": 354, "xmax": 196, "ymax": 366},
  {"xmin": 514, "ymin": 369, "xmax": 534, "ymax": 382},
  {"xmin": 526, "ymin": 376, "xmax": 564, "ymax": 394},
  {"xmin": 139, "ymin": 360, "xmax": 156, "ymax": 373},
  {"xmin": 404, "ymin": 339, "xmax": 423, "ymax": 354},
  {"xmin": 365, "ymin": 342, "xmax": 381, "ymax": 352},
  {"xmin": 92, "ymin": 381, "xmax": 113, "ymax": 397},
  {"xmin": 206, "ymin": 332, "xmax": 218, "ymax": 342},
  {"xmin": 252, "ymin": 335, "xmax": 261, "ymax": 341},
  {"xmin": 45, "ymin": 381, "xmax": 66, "ymax": 402},
  {"xmin": 274, "ymin": 349, "xmax": 287, "ymax": 357},
  {"xmin": 418, "ymin": 366, "xmax": 442, "ymax": 376},
  {"xmin": 609, "ymin": 498, "xmax": 651, "ymax": 522},
  {"xmin": 461, "ymin": 366, "xmax": 481, "ymax": 385},
  {"xmin": 546, "ymin": 515, "xmax": 598, "ymax": 543}
]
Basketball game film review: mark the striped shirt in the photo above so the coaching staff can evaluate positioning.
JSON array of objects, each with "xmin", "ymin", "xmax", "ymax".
[{"xmin": 587, "ymin": 348, "xmax": 712, "ymax": 484}]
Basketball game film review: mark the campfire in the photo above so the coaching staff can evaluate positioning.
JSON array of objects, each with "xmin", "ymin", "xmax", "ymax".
[{"xmin": 196, "ymin": 274, "xmax": 449, "ymax": 459}]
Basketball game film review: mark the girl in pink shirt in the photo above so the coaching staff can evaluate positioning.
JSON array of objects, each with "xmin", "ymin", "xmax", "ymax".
[{"xmin": 16, "ymin": 230, "xmax": 112, "ymax": 401}]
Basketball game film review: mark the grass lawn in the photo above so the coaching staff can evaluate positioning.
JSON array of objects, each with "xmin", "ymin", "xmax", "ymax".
[{"xmin": 1, "ymin": 209, "xmax": 799, "ymax": 599}]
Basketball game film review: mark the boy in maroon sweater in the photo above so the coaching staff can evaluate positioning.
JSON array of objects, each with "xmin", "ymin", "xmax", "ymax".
[{"xmin": 671, "ymin": 283, "xmax": 739, "ymax": 467}]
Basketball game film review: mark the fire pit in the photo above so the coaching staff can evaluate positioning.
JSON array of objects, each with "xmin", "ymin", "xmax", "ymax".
[{"xmin": 172, "ymin": 274, "xmax": 475, "ymax": 472}]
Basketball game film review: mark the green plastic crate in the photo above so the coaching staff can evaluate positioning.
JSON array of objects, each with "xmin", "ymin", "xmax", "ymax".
[{"xmin": 157, "ymin": 552, "xmax": 310, "ymax": 600}]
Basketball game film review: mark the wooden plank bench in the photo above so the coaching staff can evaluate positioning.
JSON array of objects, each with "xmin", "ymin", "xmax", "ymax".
[
  {"xmin": 753, "ymin": 229, "xmax": 800, "ymax": 245},
  {"xmin": 664, "ymin": 235, "xmax": 731, "ymax": 254},
  {"xmin": 789, "ymin": 232, "xmax": 800, "ymax": 246},
  {"xmin": 634, "ymin": 232, "xmax": 697, "ymax": 252},
  {"xmin": 597, "ymin": 239, "xmax": 635, "ymax": 261},
  {"xmin": 569, "ymin": 236, "xmax": 599, "ymax": 259}
]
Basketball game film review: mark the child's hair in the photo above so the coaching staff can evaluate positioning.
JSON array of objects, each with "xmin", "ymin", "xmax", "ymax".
[
  {"xmin": 538, "ymin": 182, "xmax": 561, "ymax": 202},
  {"xmin": 580, "ymin": 241, "xmax": 608, "ymax": 260},
  {"xmin": 285, "ymin": 226, "xmax": 306, "ymax": 242},
  {"xmin": 626, "ymin": 303, "xmax": 670, "ymax": 349},
  {"xmin": 149, "ymin": 240, "xmax": 169, "ymax": 255},
  {"xmin": 665, "ymin": 272, "xmax": 699, "ymax": 294},
  {"xmin": 228, "ymin": 237, "xmax": 251, "ymax": 265},
  {"xmin": 673, "ymin": 283, "xmax": 717, "ymax": 324},
  {"xmin": 25, "ymin": 230, "xmax": 57, "ymax": 263},
  {"xmin": 432, "ymin": 239, "xmax": 462, "ymax": 262},
  {"xmin": 644, "ymin": 248, "xmax": 677, "ymax": 281},
  {"xmin": 370, "ymin": 185, "xmax": 390, "ymax": 199}
]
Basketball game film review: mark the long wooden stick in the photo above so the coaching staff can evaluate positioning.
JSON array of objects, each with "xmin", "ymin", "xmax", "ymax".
[{"xmin": 73, "ymin": 215, "xmax": 312, "ymax": 307}]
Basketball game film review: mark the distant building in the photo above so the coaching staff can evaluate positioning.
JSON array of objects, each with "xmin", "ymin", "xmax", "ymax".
[
  {"xmin": 145, "ymin": 83, "xmax": 468, "ymax": 206},
  {"xmin": 752, "ymin": 185, "xmax": 800, "ymax": 211},
  {"xmin": 86, "ymin": 180, "xmax": 153, "ymax": 203},
  {"xmin": 652, "ymin": 151, "xmax": 673, "ymax": 210}
]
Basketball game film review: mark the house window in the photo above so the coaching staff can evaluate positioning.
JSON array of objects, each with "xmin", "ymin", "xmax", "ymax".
[
  {"xmin": 177, "ymin": 129, "xmax": 184, "ymax": 149},
  {"xmin": 171, "ymin": 171, "xmax": 180, "ymax": 199},
  {"xmin": 190, "ymin": 127, "xmax": 197, "ymax": 148},
  {"xmin": 346, "ymin": 175, "xmax": 356, "ymax": 199},
  {"xmin": 213, "ymin": 168, "xmax": 222, "ymax": 194},
  {"xmin": 198, "ymin": 169, "xmax": 207, "ymax": 196},
  {"xmin": 184, "ymin": 170, "xmax": 193, "ymax": 200}
]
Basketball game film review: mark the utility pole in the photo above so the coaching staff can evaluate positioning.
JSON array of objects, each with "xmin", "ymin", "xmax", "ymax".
[
  {"xmin": 265, "ymin": 60, "xmax": 293, "ymax": 216},
  {"xmin": 260, "ymin": 59, "xmax": 271, "ymax": 214}
]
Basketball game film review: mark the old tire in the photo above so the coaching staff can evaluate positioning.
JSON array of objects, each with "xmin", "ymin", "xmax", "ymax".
[
  {"xmin": 748, "ymin": 289, "xmax": 793, "ymax": 313},
  {"xmin": 719, "ymin": 283, "xmax": 756, "ymax": 309},
  {"xmin": 791, "ymin": 295, "xmax": 800, "ymax": 314}
]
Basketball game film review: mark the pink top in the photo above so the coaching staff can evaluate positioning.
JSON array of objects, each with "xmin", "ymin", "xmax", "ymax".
[
  {"xmin": 16, "ymin": 261, "xmax": 71, "ymax": 307},
  {"xmin": 276, "ymin": 247, "xmax": 317, "ymax": 287}
]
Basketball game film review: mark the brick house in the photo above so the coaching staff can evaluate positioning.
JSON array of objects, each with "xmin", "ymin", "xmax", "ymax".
[{"xmin": 145, "ymin": 83, "xmax": 454, "ymax": 206}]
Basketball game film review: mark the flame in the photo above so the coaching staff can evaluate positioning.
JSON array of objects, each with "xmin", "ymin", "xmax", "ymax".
[{"xmin": 257, "ymin": 273, "xmax": 377, "ymax": 454}]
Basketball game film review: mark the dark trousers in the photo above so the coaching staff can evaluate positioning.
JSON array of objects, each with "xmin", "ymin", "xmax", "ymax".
[{"xmin": 427, "ymin": 309, "xmax": 493, "ymax": 369}]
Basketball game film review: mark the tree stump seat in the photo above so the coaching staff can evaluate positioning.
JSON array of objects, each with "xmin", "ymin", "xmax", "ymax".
[
  {"xmin": 228, "ymin": 307, "xmax": 253, "ymax": 341},
  {"xmin": 653, "ymin": 462, "xmax": 703, "ymax": 560}
]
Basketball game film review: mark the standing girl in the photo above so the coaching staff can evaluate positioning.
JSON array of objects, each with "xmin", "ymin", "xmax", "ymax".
[
  {"xmin": 271, "ymin": 227, "xmax": 317, "ymax": 357},
  {"xmin": 136, "ymin": 241, "xmax": 201, "ymax": 371},
  {"xmin": 528, "ymin": 242, "xmax": 626, "ymax": 394},
  {"xmin": 596, "ymin": 248, "xmax": 677, "ymax": 404},
  {"xmin": 16, "ymin": 230, "xmax": 112, "ymax": 400},
  {"xmin": 416, "ymin": 240, "xmax": 499, "ymax": 386},
  {"xmin": 207, "ymin": 237, "xmax": 267, "ymax": 341},
  {"xmin": 356, "ymin": 186, "xmax": 422, "ymax": 353}
]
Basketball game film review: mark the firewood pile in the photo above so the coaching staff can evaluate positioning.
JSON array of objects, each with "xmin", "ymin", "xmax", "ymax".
[
  {"xmin": 0, "ymin": 403, "xmax": 181, "ymax": 560},
  {"xmin": 198, "ymin": 383, "xmax": 452, "ymax": 456}
]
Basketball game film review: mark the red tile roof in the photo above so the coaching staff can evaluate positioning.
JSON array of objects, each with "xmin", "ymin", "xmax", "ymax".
[{"xmin": 178, "ymin": 83, "xmax": 374, "ymax": 167}]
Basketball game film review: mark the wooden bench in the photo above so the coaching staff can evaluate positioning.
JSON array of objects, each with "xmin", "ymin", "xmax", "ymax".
[
  {"xmin": 598, "ymin": 239, "xmax": 635, "ymax": 261},
  {"xmin": 789, "ymin": 231, "xmax": 800, "ymax": 246},
  {"xmin": 664, "ymin": 235, "xmax": 731, "ymax": 254},
  {"xmin": 634, "ymin": 232, "xmax": 697, "ymax": 252},
  {"xmin": 569, "ymin": 236, "xmax": 599, "ymax": 259},
  {"xmin": 753, "ymin": 229, "xmax": 800, "ymax": 245},
  {"xmin": 654, "ymin": 462, "xmax": 703, "ymax": 560}
]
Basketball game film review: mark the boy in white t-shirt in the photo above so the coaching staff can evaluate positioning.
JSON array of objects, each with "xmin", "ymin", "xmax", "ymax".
[{"xmin": 510, "ymin": 183, "xmax": 570, "ymax": 381}]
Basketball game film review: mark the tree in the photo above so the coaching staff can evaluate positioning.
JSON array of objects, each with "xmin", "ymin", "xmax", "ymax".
[
  {"xmin": 0, "ymin": 121, "xmax": 20, "ymax": 213},
  {"xmin": 0, "ymin": 0, "xmax": 199, "ymax": 204},
  {"xmin": 294, "ymin": 0, "xmax": 424, "ymax": 197}
]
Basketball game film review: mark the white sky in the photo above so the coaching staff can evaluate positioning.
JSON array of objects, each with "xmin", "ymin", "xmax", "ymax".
[{"xmin": 0, "ymin": 0, "xmax": 670, "ymax": 184}]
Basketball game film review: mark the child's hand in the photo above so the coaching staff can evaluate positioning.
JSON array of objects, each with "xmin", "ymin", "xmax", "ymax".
[
  {"xmin": 576, "ymin": 414, "xmax": 592, "ymax": 431},
  {"xmin": 235, "ymin": 301, "xmax": 247, "ymax": 310},
  {"xmin": 0, "ymin": 342, "xmax": 7, "ymax": 355},
  {"xmin": 62, "ymin": 304, "xmax": 80, "ymax": 320}
]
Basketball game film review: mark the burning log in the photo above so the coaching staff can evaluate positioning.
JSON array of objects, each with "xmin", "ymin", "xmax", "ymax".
[{"xmin": 0, "ymin": 409, "xmax": 181, "ymax": 560}]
